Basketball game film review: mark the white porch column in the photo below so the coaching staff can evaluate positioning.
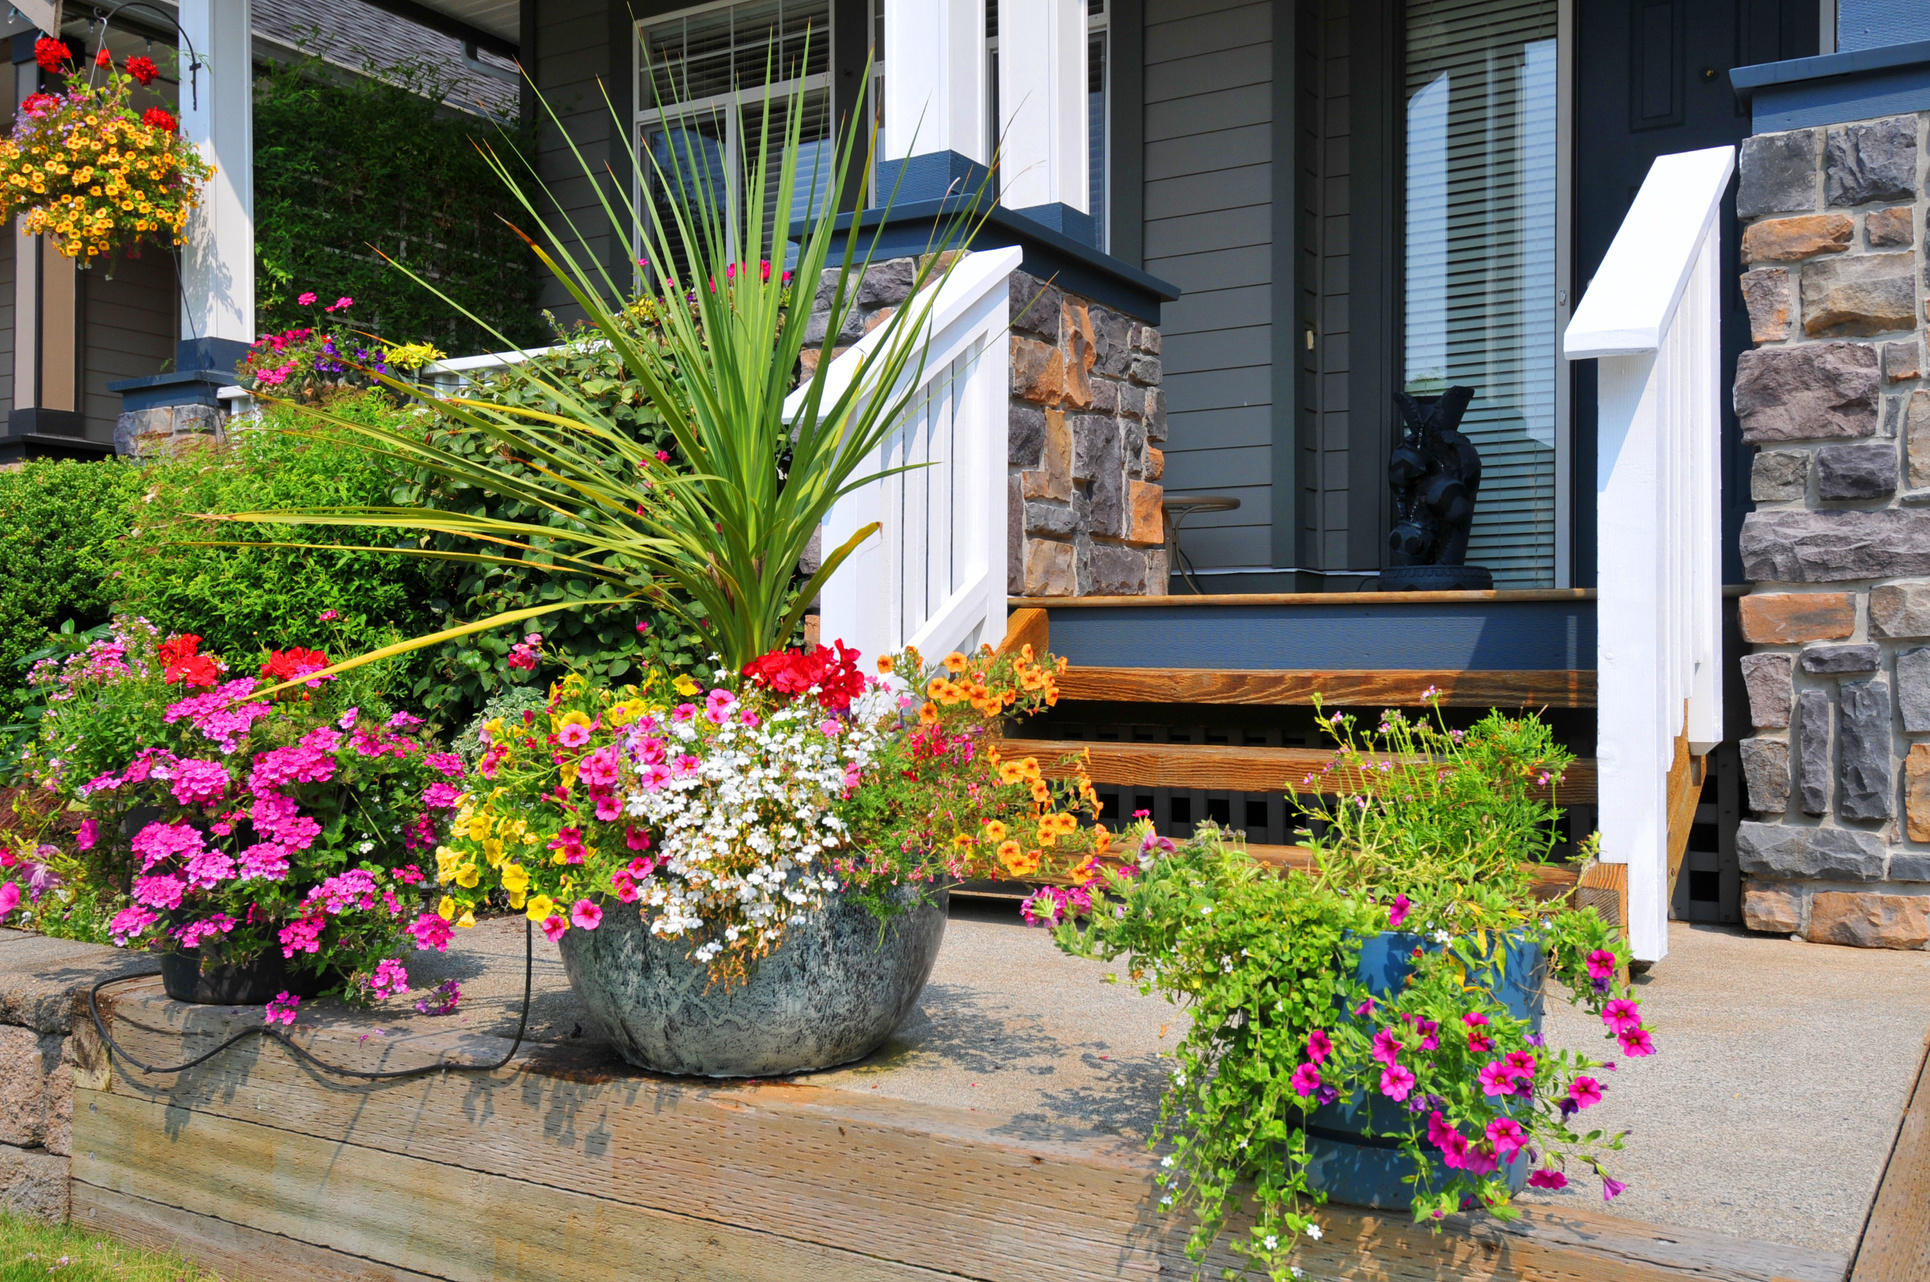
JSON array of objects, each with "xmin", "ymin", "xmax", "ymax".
[
  {"xmin": 177, "ymin": 0, "xmax": 253, "ymax": 362},
  {"xmin": 996, "ymin": 0, "xmax": 1088, "ymax": 232},
  {"xmin": 883, "ymin": 0, "xmax": 987, "ymax": 166}
]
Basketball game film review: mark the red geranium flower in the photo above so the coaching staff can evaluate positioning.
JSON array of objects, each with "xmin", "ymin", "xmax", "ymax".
[
  {"xmin": 141, "ymin": 107, "xmax": 177, "ymax": 133},
  {"xmin": 94, "ymin": 47, "xmax": 111, "ymax": 68},
  {"xmin": 260, "ymin": 647, "xmax": 332, "ymax": 685},
  {"xmin": 125, "ymin": 55, "xmax": 159, "ymax": 85},
  {"xmin": 742, "ymin": 640, "xmax": 865, "ymax": 711},
  {"xmin": 159, "ymin": 634, "xmax": 221, "ymax": 687},
  {"xmin": 33, "ymin": 38, "xmax": 70, "ymax": 73},
  {"xmin": 18, "ymin": 93, "xmax": 57, "ymax": 117},
  {"xmin": 158, "ymin": 634, "xmax": 202, "ymax": 666}
]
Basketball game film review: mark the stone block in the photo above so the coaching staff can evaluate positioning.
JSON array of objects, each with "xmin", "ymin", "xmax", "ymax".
[
  {"xmin": 0, "ymin": 1146, "xmax": 66, "ymax": 1222},
  {"xmin": 1092, "ymin": 308, "xmax": 1132, "ymax": 378},
  {"xmin": 1010, "ymin": 273, "xmax": 1063, "ymax": 341},
  {"xmin": 1814, "ymin": 442, "xmax": 1897, "ymax": 498},
  {"xmin": 1131, "ymin": 325, "xmax": 1162, "ymax": 355},
  {"xmin": 1750, "ymin": 448, "xmax": 1807, "ymax": 501},
  {"xmin": 1741, "ymin": 509, "xmax": 1930, "ymax": 583},
  {"xmin": 1808, "ymin": 891, "xmax": 1930, "ymax": 949},
  {"xmin": 1740, "ymin": 213, "xmax": 1852, "ymax": 262},
  {"xmin": 1740, "ymin": 737, "xmax": 1791, "ymax": 813},
  {"xmin": 1738, "ymin": 130, "xmax": 1819, "ymax": 217},
  {"xmin": 1737, "ymin": 592, "xmax": 1855, "ymax": 642},
  {"xmin": 1061, "ymin": 301, "xmax": 1097, "ymax": 410},
  {"xmin": 1006, "ymin": 477, "xmax": 1024, "ymax": 596},
  {"xmin": 1911, "ymin": 391, "xmax": 1930, "ymax": 489},
  {"xmin": 1091, "ymin": 459, "xmax": 1126, "ymax": 539},
  {"xmin": 1144, "ymin": 388, "xmax": 1168, "ymax": 442},
  {"xmin": 1826, "ymin": 116, "xmax": 1919, "ymax": 207},
  {"xmin": 1838, "ymin": 678, "xmax": 1895, "ymax": 821},
  {"xmin": 1898, "ymin": 646, "xmax": 1930, "ymax": 731},
  {"xmin": 1128, "ymin": 481, "xmax": 1164, "ymax": 546},
  {"xmin": 1734, "ymin": 343, "xmax": 1879, "ymax": 442},
  {"xmin": 1741, "ymin": 270, "xmax": 1792, "ymax": 342},
  {"xmin": 1798, "ymin": 688, "xmax": 1832, "ymax": 814},
  {"xmin": 1737, "ymin": 819, "xmax": 1886, "ymax": 879},
  {"xmin": 1800, "ymin": 643, "xmax": 1881, "ymax": 673},
  {"xmin": 1128, "ymin": 355, "xmax": 1162, "ymax": 386},
  {"xmin": 1087, "ymin": 544, "xmax": 1148, "ymax": 595},
  {"xmin": 856, "ymin": 257, "xmax": 916, "ymax": 308},
  {"xmin": 1009, "ymin": 404, "xmax": 1046, "ymax": 470},
  {"xmin": 1802, "ymin": 253, "xmax": 1917, "ymax": 337},
  {"xmin": 1886, "ymin": 341, "xmax": 1923, "ymax": 382},
  {"xmin": 1868, "ymin": 206, "xmax": 1915, "ymax": 247},
  {"xmin": 0, "ymin": 1026, "xmax": 41, "ymax": 1147},
  {"xmin": 1743, "ymin": 653, "xmax": 1794, "ymax": 728},
  {"xmin": 1907, "ymin": 743, "xmax": 1930, "ymax": 842},
  {"xmin": 1023, "ymin": 539, "xmax": 1075, "ymax": 596},
  {"xmin": 1069, "ymin": 414, "xmax": 1116, "ymax": 484},
  {"xmin": 1023, "ymin": 500, "xmax": 1079, "ymax": 538},
  {"xmin": 1144, "ymin": 446, "xmax": 1165, "ymax": 482},
  {"xmin": 1011, "ymin": 336, "xmax": 1067, "ymax": 406},
  {"xmin": 1742, "ymin": 880, "xmax": 1804, "ymax": 934},
  {"xmin": 1871, "ymin": 582, "xmax": 1930, "ymax": 637},
  {"xmin": 1020, "ymin": 408, "xmax": 1072, "ymax": 501},
  {"xmin": 1115, "ymin": 381, "xmax": 1145, "ymax": 420},
  {"xmin": 41, "ymin": 1034, "xmax": 69, "ymax": 1158},
  {"xmin": 1891, "ymin": 849, "xmax": 1930, "ymax": 881},
  {"xmin": 1088, "ymin": 378, "xmax": 1118, "ymax": 414}
]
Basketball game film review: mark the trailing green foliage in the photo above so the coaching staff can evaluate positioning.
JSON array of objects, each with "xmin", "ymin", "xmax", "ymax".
[
  {"xmin": 111, "ymin": 398, "xmax": 449, "ymax": 694},
  {"xmin": 253, "ymin": 57, "xmax": 544, "ymax": 352},
  {"xmin": 0, "ymin": 458, "xmax": 141, "ymax": 721}
]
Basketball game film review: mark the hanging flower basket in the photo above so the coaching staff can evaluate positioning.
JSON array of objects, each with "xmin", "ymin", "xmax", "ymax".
[{"xmin": 0, "ymin": 39, "xmax": 214, "ymax": 265}]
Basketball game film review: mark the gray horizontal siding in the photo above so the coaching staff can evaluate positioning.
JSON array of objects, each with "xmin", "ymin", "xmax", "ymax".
[
  {"xmin": 1160, "ymin": 283, "xmax": 1270, "ymax": 335},
  {"xmin": 83, "ymin": 252, "xmax": 175, "ymax": 445},
  {"xmin": 1165, "ymin": 403, "xmax": 1274, "ymax": 449}
]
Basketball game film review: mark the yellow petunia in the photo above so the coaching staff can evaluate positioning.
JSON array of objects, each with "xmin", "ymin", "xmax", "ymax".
[
  {"xmin": 437, "ymin": 896, "xmax": 457, "ymax": 921},
  {"xmin": 457, "ymin": 910, "xmax": 476, "ymax": 929},
  {"xmin": 672, "ymin": 673, "xmax": 701, "ymax": 696},
  {"xmin": 525, "ymin": 894, "xmax": 555, "ymax": 923},
  {"xmin": 455, "ymin": 864, "xmax": 480, "ymax": 889}
]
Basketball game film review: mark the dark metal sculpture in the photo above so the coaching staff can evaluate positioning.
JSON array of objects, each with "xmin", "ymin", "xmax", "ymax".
[{"xmin": 1380, "ymin": 385, "xmax": 1493, "ymax": 591}]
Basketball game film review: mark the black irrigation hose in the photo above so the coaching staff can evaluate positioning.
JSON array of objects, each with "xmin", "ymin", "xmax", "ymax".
[{"xmin": 86, "ymin": 920, "xmax": 535, "ymax": 1081}]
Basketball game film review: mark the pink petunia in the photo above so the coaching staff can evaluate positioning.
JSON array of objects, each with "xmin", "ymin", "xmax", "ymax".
[
  {"xmin": 76, "ymin": 818, "xmax": 98, "ymax": 852},
  {"xmin": 571, "ymin": 899, "xmax": 603, "ymax": 930},
  {"xmin": 557, "ymin": 722, "xmax": 592, "ymax": 749},
  {"xmin": 1504, "ymin": 1050, "xmax": 1539, "ymax": 1081},
  {"xmin": 1290, "ymin": 1062, "xmax": 1322, "ymax": 1097},
  {"xmin": 1585, "ymin": 948, "xmax": 1616, "ymax": 980},
  {"xmin": 1485, "ymin": 1117, "xmax": 1527, "ymax": 1162},
  {"xmin": 1527, "ymin": 1168, "xmax": 1568, "ymax": 1190},
  {"xmin": 1601, "ymin": 997, "xmax": 1642, "ymax": 1033},
  {"xmin": 1305, "ymin": 1028, "xmax": 1332, "ymax": 1064},
  {"xmin": 672, "ymin": 754, "xmax": 701, "ymax": 778},
  {"xmin": 1378, "ymin": 1064, "xmax": 1416, "ymax": 1101},
  {"xmin": 1371, "ymin": 1028, "xmax": 1403, "ymax": 1066},
  {"xmin": 1601, "ymin": 1175, "xmax": 1626, "ymax": 1202},
  {"xmin": 1568, "ymin": 1076, "xmax": 1603, "ymax": 1109},
  {"xmin": 1389, "ymin": 893, "xmax": 1411, "ymax": 929},
  {"xmin": 639, "ymin": 763, "xmax": 672, "ymax": 791},
  {"xmin": 0, "ymin": 882, "xmax": 18, "ymax": 919},
  {"xmin": 1618, "ymin": 1027, "xmax": 1655, "ymax": 1057},
  {"xmin": 635, "ymin": 737, "xmax": 667, "ymax": 765},
  {"xmin": 1477, "ymin": 1061, "xmax": 1515, "ymax": 1097},
  {"xmin": 671, "ymin": 703, "xmax": 698, "ymax": 723},
  {"xmin": 540, "ymin": 914, "xmax": 569, "ymax": 943},
  {"xmin": 1462, "ymin": 1011, "xmax": 1489, "ymax": 1028},
  {"xmin": 1467, "ymin": 1031, "xmax": 1493, "ymax": 1054}
]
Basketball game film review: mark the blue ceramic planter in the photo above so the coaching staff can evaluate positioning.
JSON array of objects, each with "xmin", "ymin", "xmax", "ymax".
[{"xmin": 1300, "ymin": 930, "xmax": 1546, "ymax": 1209}]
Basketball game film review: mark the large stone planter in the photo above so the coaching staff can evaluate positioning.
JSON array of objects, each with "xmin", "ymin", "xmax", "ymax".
[
  {"xmin": 556, "ymin": 884, "xmax": 948, "ymax": 1077},
  {"xmin": 1300, "ymin": 930, "xmax": 1546, "ymax": 1209}
]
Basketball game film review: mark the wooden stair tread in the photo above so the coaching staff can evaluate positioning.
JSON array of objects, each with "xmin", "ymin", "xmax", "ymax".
[
  {"xmin": 1246, "ymin": 843, "xmax": 1581, "ymax": 902},
  {"xmin": 1054, "ymin": 667, "xmax": 1596, "ymax": 708},
  {"xmin": 1016, "ymin": 737, "xmax": 1598, "ymax": 804}
]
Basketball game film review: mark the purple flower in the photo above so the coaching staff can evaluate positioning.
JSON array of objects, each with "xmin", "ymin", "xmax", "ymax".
[{"xmin": 1601, "ymin": 1175, "xmax": 1626, "ymax": 1202}]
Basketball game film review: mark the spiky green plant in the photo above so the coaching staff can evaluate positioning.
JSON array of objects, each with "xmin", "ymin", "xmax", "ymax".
[{"xmin": 216, "ymin": 51, "xmax": 988, "ymax": 679}]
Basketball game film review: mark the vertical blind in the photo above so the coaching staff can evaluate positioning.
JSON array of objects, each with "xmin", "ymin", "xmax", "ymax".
[{"xmin": 1403, "ymin": 0, "xmax": 1559, "ymax": 587}]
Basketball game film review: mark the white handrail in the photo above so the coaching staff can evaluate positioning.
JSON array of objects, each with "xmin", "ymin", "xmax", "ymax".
[
  {"xmin": 786, "ymin": 245, "xmax": 1022, "ymax": 665},
  {"xmin": 1563, "ymin": 145, "xmax": 1734, "ymax": 965}
]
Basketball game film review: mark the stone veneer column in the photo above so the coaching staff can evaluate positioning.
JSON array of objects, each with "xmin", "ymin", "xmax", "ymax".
[
  {"xmin": 1734, "ymin": 111, "xmax": 1930, "ymax": 948},
  {"xmin": 804, "ymin": 258, "xmax": 1168, "ymax": 598}
]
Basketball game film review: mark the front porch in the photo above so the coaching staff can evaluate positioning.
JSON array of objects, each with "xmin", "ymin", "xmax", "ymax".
[{"xmin": 48, "ymin": 909, "xmax": 1926, "ymax": 1281}]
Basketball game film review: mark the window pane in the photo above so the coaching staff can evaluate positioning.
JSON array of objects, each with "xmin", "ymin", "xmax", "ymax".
[
  {"xmin": 742, "ymin": 90, "xmax": 834, "ymax": 270},
  {"xmin": 1088, "ymin": 30, "xmax": 1107, "ymax": 249},
  {"xmin": 642, "ymin": 111, "xmax": 729, "ymax": 282},
  {"xmin": 1403, "ymin": 0, "xmax": 1559, "ymax": 588}
]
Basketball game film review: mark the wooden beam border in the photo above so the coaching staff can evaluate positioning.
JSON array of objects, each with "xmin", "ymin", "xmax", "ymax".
[{"xmin": 1055, "ymin": 667, "xmax": 1596, "ymax": 708}]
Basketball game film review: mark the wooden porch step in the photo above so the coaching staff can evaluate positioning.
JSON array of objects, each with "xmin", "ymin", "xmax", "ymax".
[
  {"xmin": 1020, "ymin": 737, "xmax": 1599, "ymax": 804},
  {"xmin": 1246, "ymin": 843, "xmax": 1581, "ymax": 902},
  {"xmin": 1055, "ymin": 666, "xmax": 1596, "ymax": 708}
]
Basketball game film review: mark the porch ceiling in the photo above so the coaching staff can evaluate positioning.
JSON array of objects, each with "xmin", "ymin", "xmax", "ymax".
[{"xmin": 365, "ymin": 0, "xmax": 519, "ymax": 52}]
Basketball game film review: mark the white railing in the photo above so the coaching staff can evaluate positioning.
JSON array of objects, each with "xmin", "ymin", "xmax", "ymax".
[
  {"xmin": 1563, "ymin": 145, "xmax": 1734, "ymax": 965},
  {"xmin": 787, "ymin": 245, "xmax": 1019, "ymax": 664}
]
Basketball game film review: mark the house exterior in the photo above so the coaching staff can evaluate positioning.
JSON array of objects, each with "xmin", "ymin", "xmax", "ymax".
[{"xmin": 12, "ymin": 0, "xmax": 1930, "ymax": 952}]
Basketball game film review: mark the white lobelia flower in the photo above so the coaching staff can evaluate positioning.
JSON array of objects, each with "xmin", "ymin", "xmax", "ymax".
[{"xmin": 1304, "ymin": 1224, "xmax": 1322, "ymax": 1241}]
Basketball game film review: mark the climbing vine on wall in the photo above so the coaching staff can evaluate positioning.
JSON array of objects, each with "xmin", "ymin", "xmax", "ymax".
[{"xmin": 253, "ymin": 57, "xmax": 545, "ymax": 353}]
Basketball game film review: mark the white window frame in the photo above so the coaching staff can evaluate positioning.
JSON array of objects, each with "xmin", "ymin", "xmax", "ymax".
[{"xmin": 632, "ymin": 0, "xmax": 835, "ymax": 278}]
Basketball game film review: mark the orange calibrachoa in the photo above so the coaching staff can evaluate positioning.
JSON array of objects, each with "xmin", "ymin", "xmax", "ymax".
[{"xmin": 0, "ymin": 43, "xmax": 213, "ymax": 263}]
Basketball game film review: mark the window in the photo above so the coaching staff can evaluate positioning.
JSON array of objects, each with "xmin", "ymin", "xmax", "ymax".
[
  {"xmin": 1089, "ymin": 0, "xmax": 1108, "ymax": 250},
  {"xmin": 636, "ymin": 1, "xmax": 835, "ymax": 277},
  {"xmin": 1403, "ymin": 0, "xmax": 1559, "ymax": 587}
]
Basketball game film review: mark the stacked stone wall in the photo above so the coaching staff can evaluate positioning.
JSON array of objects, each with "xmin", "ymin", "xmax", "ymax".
[
  {"xmin": 805, "ymin": 257, "xmax": 1167, "ymax": 599},
  {"xmin": 1735, "ymin": 112, "xmax": 1930, "ymax": 948}
]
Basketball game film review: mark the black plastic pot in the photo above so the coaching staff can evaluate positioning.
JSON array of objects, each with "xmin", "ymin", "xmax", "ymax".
[{"xmin": 158, "ymin": 947, "xmax": 334, "ymax": 1005}]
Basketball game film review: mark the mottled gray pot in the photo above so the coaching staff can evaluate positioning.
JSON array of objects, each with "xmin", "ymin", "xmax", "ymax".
[{"xmin": 556, "ymin": 885, "xmax": 948, "ymax": 1077}]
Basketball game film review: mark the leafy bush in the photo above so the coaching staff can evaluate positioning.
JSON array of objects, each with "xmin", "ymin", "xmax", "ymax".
[
  {"xmin": 253, "ymin": 57, "xmax": 544, "ymax": 352},
  {"xmin": 0, "ymin": 458, "xmax": 141, "ymax": 721},
  {"xmin": 110, "ymin": 396, "xmax": 451, "ymax": 702}
]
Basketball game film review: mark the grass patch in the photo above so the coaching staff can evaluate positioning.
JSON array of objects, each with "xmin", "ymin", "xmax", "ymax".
[{"xmin": 0, "ymin": 1213, "xmax": 225, "ymax": 1280}]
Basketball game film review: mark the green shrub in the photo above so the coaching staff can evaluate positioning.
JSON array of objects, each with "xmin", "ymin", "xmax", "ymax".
[
  {"xmin": 253, "ymin": 57, "xmax": 545, "ymax": 353},
  {"xmin": 110, "ymin": 396, "xmax": 451, "ymax": 699},
  {"xmin": 0, "ymin": 458, "xmax": 141, "ymax": 720}
]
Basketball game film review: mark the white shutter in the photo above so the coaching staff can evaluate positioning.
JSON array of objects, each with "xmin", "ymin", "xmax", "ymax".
[{"xmin": 1403, "ymin": 0, "xmax": 1560, "ymax": 587}]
